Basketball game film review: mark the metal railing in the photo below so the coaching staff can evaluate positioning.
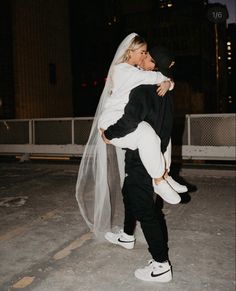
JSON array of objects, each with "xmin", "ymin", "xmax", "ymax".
[{"xmin": 0, "ymin": 114, "xmax": 235, "ymax": 160}]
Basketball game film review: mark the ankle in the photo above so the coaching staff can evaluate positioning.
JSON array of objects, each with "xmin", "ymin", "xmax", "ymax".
[
  {"xmin": 154, "ymin": 177, "xmax": 164, "ymax": 185},
  {"xmin": 123, "ymin": 232, "xmax": 134, "ymax": 239},
  {"xmin": 164, "ymin": 170, "xmax": 170, "ymax": 179},
  {"xmin": 158, "ymin": 260, "xmax": 169, "ymax": 264}
]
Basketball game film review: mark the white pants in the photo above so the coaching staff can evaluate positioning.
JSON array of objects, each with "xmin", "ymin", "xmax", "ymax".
[{"xmin": 110, "ymin": 121, "xmax": 171, "ymax": 178}]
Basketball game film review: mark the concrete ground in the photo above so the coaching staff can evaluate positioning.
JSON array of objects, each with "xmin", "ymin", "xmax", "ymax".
[{"xmin": 0, "ymin": 160, "xmax": 235, "ymax": 291}]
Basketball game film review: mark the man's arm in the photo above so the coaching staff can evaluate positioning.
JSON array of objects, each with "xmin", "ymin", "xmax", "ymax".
[
  {"xmin": 103, "ymin": 79, "xmax": 172, "ymax": 141},
  {"xmin": 104, "ymin": 86, "xmax": 148, "ymax": 140}
]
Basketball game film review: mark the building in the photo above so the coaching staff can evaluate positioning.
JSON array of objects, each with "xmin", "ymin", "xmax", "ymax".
[
  {"xmin": 147, "ymin": 0, "xmax": 228, "ymax": 113},
  {"xmin": 2, "ymin": 0, "xmax": 229, "ymax": 118},
  {"xmin": 110, "ymin": 0, "xmax": 229, "ymax": 114},
  {"xmin": 226, "ymin": 23, "xmax": 236, "ymax": 112},
  {"xmin": 0, "ymin": 2, "xmax": 15, "ymax": 118},
  {"xmin": 0, "ymin": 0, "xmax": 73, "ymax": 119}
]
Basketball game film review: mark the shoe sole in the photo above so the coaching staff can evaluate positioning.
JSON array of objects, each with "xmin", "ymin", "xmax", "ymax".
[
  {"xmin": 167, "ymin": 184, "xmax": 188, "ymax": 193},
  {"xmin": 175, "ymin": 188, "xmax": 188, "ymax": 193},
  {"xmin": 105, "ymin": 235, "xmax": 135, "ymax": 250},
  {"xmin": 154, "ymin": 191, "xmax": 181, "ymax": 204},
  {"xmin": 165, "ymin": 179, "xmax": 188, "ymax": 193},
  {"xmin": 134, "ymin": 270, "xmax": 172, "ymax": 282}
]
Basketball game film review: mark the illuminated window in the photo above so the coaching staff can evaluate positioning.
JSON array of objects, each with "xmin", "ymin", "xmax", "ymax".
[
  {"xmin": 227, "ymin": 41, "xmax": 231, "ymax": 45},
  {"xmin": 227, "ymin": 46, "xmax": 231, "ymax": 50},
  {"xmin": 159, "ymin": 0, "xmax": 173, "ymax": 8}
]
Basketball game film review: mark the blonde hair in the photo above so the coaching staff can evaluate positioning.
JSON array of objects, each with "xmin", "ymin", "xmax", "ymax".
[{"xmin": 118, "ymin": 35, "xmax": 146, "ymax": 63}]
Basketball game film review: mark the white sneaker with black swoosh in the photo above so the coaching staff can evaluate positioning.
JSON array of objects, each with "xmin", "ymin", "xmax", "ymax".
[
  {"xmin": 134, "ymin": 260, "xmax": 172, "ymax": 282},
  {"xmin": 105, "ymin": 229, "xmax": 135, "ymax": 250}
]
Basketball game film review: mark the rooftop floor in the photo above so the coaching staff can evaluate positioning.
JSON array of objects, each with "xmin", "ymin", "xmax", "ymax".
[{"xmin": 0, "ymin": 161, "xmax": 235, "ymax": 291}]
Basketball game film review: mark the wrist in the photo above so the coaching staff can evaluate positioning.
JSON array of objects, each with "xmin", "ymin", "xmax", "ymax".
[{"xmin": 167, "ymin": 79, "xmax": 174, "ymax": 91}]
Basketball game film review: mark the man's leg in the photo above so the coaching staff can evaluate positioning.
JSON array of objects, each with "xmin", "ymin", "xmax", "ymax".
[
  {"xmin": 104, "ymin": 178, "xmax": 136, "ymax": 249},
  {"xmin": 123, "ymin": 178, "xmax": 172, "ymax": 282},
  {"xmin": 123, "ymin": 179, "xmax": 169, "ymax": 261},
  {"xmin": 123, "ymin": 185, "xmax": 137, "ymax": 235}
]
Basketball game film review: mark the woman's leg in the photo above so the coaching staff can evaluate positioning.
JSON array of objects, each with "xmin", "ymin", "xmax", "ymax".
[
  {"xmin": 110, "ymin": 122, "xmax": 181, "ymax": 204},
  {"xmin": 163, "ymin": 139, "xmax": 188, "ymax": 193},
  {"xmin": 110, "ymin": 121, "xmax": 165, "ymax": 178}
]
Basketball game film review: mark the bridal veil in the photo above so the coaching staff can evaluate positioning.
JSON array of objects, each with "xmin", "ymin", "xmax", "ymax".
[{"xmin": 75, "ymin": 33, "xmax": 138, "ymax": 239}]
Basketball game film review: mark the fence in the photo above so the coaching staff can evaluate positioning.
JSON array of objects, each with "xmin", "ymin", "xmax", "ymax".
[{"xmin": 0, "ymin": 114, "xmax": 235, "ymax": 161}]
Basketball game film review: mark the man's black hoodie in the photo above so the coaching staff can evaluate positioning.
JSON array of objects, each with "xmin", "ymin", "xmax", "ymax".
[{"xmin": 104, "ymin": 83, "xmax": 173, "ymax": 153}]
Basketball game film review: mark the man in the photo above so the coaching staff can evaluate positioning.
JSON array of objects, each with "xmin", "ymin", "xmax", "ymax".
[{"xmin": 102, "ymin": 47, "xmax": 186, "ymax": 282}]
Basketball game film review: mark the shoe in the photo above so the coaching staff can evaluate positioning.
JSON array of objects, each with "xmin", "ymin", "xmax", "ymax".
[
  {"xmin": 134, "ymin": 260, "xmax": 172, "ymax": 282},
  {"xmin": 165, "ymin": 176, "xmax": 188, "ymax": 193},
  {"xmin": 153, "ymin": 180, "xmax": 181, "ymax": 204},
  {"xmin": 105, "ymin": 230, "xmax": 135, "ymax": 250}
]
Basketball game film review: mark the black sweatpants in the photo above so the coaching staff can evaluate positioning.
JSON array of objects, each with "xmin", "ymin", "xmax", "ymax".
[{"xmin": 122, "ymin": 175, "xmax": 169, "ymax": 263}]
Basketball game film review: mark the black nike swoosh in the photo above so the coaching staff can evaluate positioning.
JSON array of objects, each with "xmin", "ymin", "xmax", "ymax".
[
  {"xmin": 151, "ymin": 269, "xmax": 171, "ymax": 277},
  {"xmin": 118, "ymin": 238, "xmax": 135, "ymax": 243}
]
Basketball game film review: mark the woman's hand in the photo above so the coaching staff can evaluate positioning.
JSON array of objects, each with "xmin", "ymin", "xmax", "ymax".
[
  {"xmin": 100, "ymin": 128, "xmax": 111, "ymax": 144},
  {"xmin": 156, "ymin": 80, "xmax": 172, "ymax": 97}
]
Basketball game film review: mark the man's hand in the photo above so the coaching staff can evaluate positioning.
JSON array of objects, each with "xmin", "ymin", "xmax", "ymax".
[
  {"xmin": 100, "ymin": 128, "xmax": 111, "ymax": 144},
  {"xmin": 156, "ymin": 80, "xmax": 172, "ymax": 96}
]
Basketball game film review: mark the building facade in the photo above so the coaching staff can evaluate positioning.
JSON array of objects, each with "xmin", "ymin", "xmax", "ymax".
[
  {"xmin": 0, "ymin": 2, "xmax": 15, "ymax": 118},
  {"xmin": 116, "ymin": 0, "xmax": 229, "ymax": 114},
  {"xmin": 0, "ymin": 0, "xmax": 73, "ymax": 119},
  {"xmin": 226, "ymin": 24, "xmax": 236, "ymax": 112}
]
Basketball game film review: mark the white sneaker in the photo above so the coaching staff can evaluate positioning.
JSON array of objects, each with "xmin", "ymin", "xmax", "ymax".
[
  {"xmin": 153, "ymin": 180, "xmax": 181, "ymax": 204},
  {"xmin": 134, "ymin": 260, "xmax": 172, "ymax": 282},
  {"xmin": 105, "ymin": 230, "xmax": 135, "ymax": 250},
  {"xmin": 165, "ymin": 176, "xmax": 188, "ymax": 193}
]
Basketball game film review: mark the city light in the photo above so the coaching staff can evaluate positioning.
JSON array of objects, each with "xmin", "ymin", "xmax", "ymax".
[{"xmin": 227, "ymin": 41, "xmax": 231, "ymax": 45}]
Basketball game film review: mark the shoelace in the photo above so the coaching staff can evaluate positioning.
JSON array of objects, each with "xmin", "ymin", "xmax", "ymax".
[
  {"xmin": 144, "ymin": 260, "xmax": 155, "ymax": 270},
  {"xmin": 146, "ymin": 260, "xmax": 168, "ymax": 271}
]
